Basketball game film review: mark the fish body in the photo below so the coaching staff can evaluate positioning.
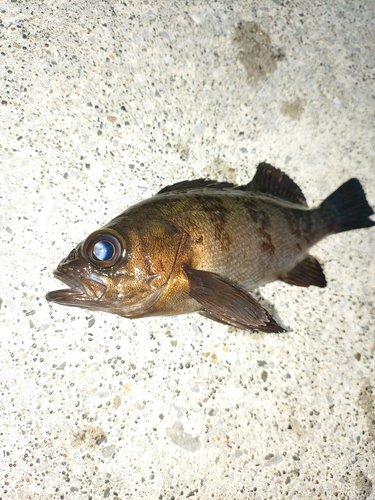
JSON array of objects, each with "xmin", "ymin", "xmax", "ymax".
[{"xmin": 46, "ymin": 163, "xmax": 375, "ymax": 332}]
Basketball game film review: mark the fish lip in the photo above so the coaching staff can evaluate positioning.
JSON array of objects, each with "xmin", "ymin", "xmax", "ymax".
[
  {"xmin": 46, "ymin": 268, "xmax": 106, "ymax": 304},
  {"xmin": 53, "ymin": 268, "xmax": 84, "ymax": 290},
  {"xmin": 46, "ymin": 288, "xmax": 86, "ymax": 303},
  {"xmin": 53, "ymin": 268, "xmax": 86, "ymax": 294},
  {"xmin": 46, "ymin": 269, "xmax": 86, "ymax": 304}
]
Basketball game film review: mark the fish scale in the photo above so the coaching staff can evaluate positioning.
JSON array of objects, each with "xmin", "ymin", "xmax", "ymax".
[{"xmin": 156, "ymin": 192, "xmax": 322, "ymax": 287}]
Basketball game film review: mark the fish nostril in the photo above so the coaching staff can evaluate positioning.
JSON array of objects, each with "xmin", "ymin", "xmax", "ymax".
[
  {"xmin": 65, "ymin": 248, "xmax": 79, "ymax": 263},
  {"xmin": 58, "ymin": 247, "xmax": 80, "ymax": 266}
]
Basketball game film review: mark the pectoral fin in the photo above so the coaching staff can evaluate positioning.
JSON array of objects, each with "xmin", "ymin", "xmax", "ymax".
[
  {"xmin": 280, "ymin": 255, "xmax": 327, "ymax": 288},
  {"xmin": 182, "ymin": 265, "xmax": 285, "ymax": 333}
]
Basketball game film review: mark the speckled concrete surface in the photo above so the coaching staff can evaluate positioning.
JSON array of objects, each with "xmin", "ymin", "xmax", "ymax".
[{"xmin": 1, "ymin": 1, "xmax": 375, "ymax": 499}]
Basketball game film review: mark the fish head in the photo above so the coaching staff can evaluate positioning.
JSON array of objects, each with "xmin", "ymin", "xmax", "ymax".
[{"xmin": 46, "ymin": 220, "xmax": 184, "ymax": 317}]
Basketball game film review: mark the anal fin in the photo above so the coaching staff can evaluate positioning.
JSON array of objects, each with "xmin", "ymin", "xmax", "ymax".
[
  {"xmin": 280, "ymin": 255, "xmax": 327, "ymax": 288},
  {"xmin": 182, "ymin": 265, "xmax": 285, "ymax": 333}
]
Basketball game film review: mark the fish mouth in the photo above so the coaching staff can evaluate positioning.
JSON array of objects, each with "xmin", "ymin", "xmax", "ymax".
[{"xmin": 46, "ymin": 269, "xmax": 106, "ymax": 305}]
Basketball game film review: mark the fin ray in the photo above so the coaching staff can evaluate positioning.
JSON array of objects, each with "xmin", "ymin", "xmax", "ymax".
[
  {"xmin": 157, "ymin": 164, "xmax": 309, "ymax": 209},
  {"xmin": 182, "ymin": 265, "xmax": 284, "ymax": 333},
  {"xmin": 243, "ymin": 162, "xmax": 308, "ymax": 206},
  {"xmin": 320, "ymin": 178, "xmax": 375, "ymax": 233},
  {"xmin": 280, "ymin": 255, "xmax": 327, "ymax": 288},
  {"xmin": 157, "ymin": 179, "xmax": 236, "ymax": 194}
]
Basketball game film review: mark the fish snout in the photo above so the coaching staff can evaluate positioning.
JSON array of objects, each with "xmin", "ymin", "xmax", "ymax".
[{"xmin": 60, "ymin": 246, "xmax": 81, "ymax": 265}]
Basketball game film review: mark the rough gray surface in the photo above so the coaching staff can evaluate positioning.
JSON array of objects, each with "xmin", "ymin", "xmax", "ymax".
[{"xmin": 1, "ymin": 1, "xmax": 375, "ymax": 499}]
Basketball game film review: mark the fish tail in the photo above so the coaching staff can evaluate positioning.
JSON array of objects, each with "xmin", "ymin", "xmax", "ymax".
[{"xmin": 320, "ymin": 178, "xmax": 375, "ymax": 233}]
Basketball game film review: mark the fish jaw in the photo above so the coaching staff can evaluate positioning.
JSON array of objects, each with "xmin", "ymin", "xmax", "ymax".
[{"xmin": 46, "ymin": 267, "xmax": 108, "ymax": 307}]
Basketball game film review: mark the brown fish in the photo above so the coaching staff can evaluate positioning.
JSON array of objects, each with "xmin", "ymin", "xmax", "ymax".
[{"xmin": 46, "ymin": 163, "xmax": 375, "ymax": 332}]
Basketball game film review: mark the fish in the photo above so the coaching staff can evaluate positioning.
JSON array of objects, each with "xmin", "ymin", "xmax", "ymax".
[{"xmin": 46, "ymin": 163, "xmax": 375, "ymax": 332}]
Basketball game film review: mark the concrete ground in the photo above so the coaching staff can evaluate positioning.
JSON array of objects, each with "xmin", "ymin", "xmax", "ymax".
[{"xmin": 1, "ymin": 0, "xmax": 375, "ymax": 498}]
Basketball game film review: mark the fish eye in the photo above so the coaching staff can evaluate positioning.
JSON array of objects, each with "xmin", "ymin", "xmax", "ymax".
[
  {"xmin": 92, "ymin": 240, "xmax": 115, "ymax": 261},
  {"xmin": 83, "ymin": 230, "xmax": 125, "ymax": 268}
]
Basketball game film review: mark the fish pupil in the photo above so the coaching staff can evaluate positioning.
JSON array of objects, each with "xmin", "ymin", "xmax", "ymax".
[{"xmin": 92, "ymin": 240, "xmax": 115, "ymax": 261}]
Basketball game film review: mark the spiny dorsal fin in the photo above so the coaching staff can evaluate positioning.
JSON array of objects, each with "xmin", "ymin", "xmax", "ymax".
[
  {"xmin": 280, "ymin": 255, "xmax": 327, "ymax": 288},
  {"xmin": 157, "ymin": 163, "xmax": 308, "ymax": 206},
  {"xmin": 244, "ymin": 162, "xmax": 308, "ymax": 206},
  {"xmin": 157, "ymin": 179, "xmax": 236, "ymax": 195}
]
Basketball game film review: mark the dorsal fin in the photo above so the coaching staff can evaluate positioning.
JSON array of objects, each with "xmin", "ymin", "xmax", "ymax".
[
  {"xmin": 244, "ymin": 162, "xmax": 308, "ymax": 206},
  {"xmin": 157, "ymin": 163, "xmax": 308, "ymax": 206},
  {"xmin": 157, "ymin": 179, "xmax": 236, "ymax": 195}
]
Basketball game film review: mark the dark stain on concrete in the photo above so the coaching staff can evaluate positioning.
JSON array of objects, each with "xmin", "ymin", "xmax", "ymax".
[
  {"xmin": 72, "ymin": 425, "xmax": 108, "ymax": 447},
  {"xmin": 281, "ymin": 97, "xmax": 305, "ymax": 119},
  {"xmin": 234, "ymin": 21, "xmax": 284, "ymax": 84},
  {"xmin": 353, "ymin": 469, "xmax": 373, "ymax": 498},
  {"xmin": 358, "ymin": 381, "xmax": 375, "ymax": 442}
]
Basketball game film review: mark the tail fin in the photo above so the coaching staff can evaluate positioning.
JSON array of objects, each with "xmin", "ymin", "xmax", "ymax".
[{"xmin": 320, "ymin": 178, "xmax": 375, "ymax": 233}]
